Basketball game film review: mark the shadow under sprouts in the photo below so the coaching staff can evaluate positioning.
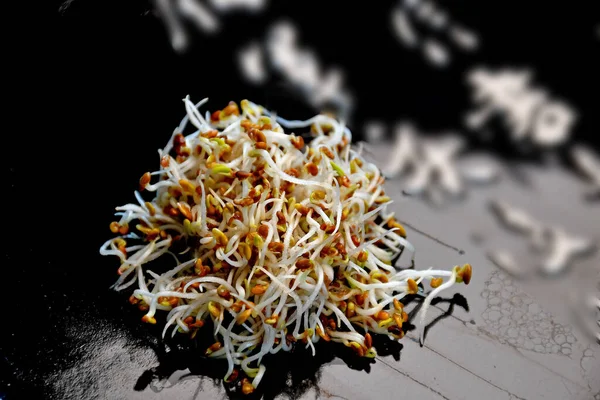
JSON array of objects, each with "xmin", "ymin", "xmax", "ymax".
[
  {"xmin": 133, "ymin": 319, "xmax": 405, "ymax": 400},
  {"xmin": 403, "ymin": 292, "xmax": 470, "ymax": 346}
]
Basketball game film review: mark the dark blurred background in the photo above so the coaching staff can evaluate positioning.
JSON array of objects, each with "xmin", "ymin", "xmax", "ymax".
[{"xmin": 3, "ymin": 1, "xmax": 599, "ymax": 398}]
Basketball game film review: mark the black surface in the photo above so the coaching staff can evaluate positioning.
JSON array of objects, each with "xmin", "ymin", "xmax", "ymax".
[{"xmin": 4, "ymin": 1, "xmax": 599, "ymax": 398}]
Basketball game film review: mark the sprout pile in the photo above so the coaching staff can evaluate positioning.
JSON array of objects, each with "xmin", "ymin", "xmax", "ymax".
[{"xmin": 100, "ymin": 97, "xmax": 472, "ymax": 394}]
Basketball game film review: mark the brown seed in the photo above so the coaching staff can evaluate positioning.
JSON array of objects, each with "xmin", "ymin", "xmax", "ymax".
[
  {"xmin": 393, "ymin": 298, "xmax": 403, "ymax": 311},
  {"xmin": 212, "ymin": 228, "xmax": 228, "ymax": 246},
  {"xmin": 141, "ymin": 315, "xmax": 156, "ymax": 324},
  {"xmin": 230, "ymin": 301, "xmax": 243, "ymax": 313},
  {"xmin": 376, "ymin": 310, "xmax": 390, "ymax": 321},
  {"xmin": 144, "ymin": 202, "xmax": 156, "ymax": 216},
  {"xmin": 235, "ymin": 170, "xmax": 251, "ymax": 180},
  {"xmin": 335, "ymin": 242, "xmax": 347, "ymax": 257},
  {"xmin": 364, "ymin": 333, "xmax": 373, "ymax": 349},
  {"xmin": 109, "ymin": 221, "xmax": 120, "ymax": 234},
  {"xmin": 173, "ymin": 133, "xmax": 186, "ymax": 147},
  {"xmin": 217, "ymin": 285, "xmax": 231, "ymax": 300},
  {"xmin": 234, "ymin": 197, "xmax": 254, "ymax": 207},
  {"xmin": 430, "ymin": 277, "xmax": 443, "ymax": 288},
  {"xmin": 276, "ymin": 211, "xmax": 286, "ymax": 224},
  {"xmin": 316, "ymin": 326, "xmax": 331, "ymax": 342},
  {"xmin": 139, "ymin": 172, "xmax": 151, "ymax": 191},
  {"xmin": 268, "ymin": 242, "xmax": 284, "ymax": 253},
  {"xmin": 223, "ymin": 101, "xmax": 239, "ymax": 116},
  {"xmin": 295, "ymin": 258, "xmax": 313, "ymax": 270},
  {"xmin": 255, "ymin": 142, "xmax": 267, "ymax": 150},
  {"xmin": 208, "ymin": 302, "xmax": 221, "ymax": 318},
  {"xmin": 210, "ymin": 110, "xmax": 220, "ymax": 121},
  {"xmin": 350, "ymin": 235, "xmax": 360, "ymax": 247},
  {"xmin": 240, "ymin": 120, "xmax": 253, "ymax": 130},
  {"xmin": 346, "ymin": 301, "xmax": 356, "ymax": 318},
  {"xmin": 371, "ymin": 272, "xmax": 389, "ymax": 283},
  {"xmin": 387, "ymin": 219, "xmax": 407, "ymax": 238},
  {"xmin": 205, "ymin": 342, "xmax": 222, "ymax": 355},
  {"xmin": 195, "ymin": 259, "xmax": 209, "ymax": 276},
  {"xmin": 387, "ymin": 325, "xmax": 403, "ymax": 337},
  {"xmin": 201, "ymin": 130, "xmax": 218, "ymax": 138},
  {"xmin": 257, "ymin": 224, "xmax": 269, "ymax": 238},
  {"xmin": 407, "ymin": 278, "xmax": 418, "ymax": 294},
  {"xmin": 236, "ymin": 309, "xmax": 252, "ymax": 325},
  {"xmin": 251, "ymin": 284, "xmax": 268, "ymax": 295},
  {"xmin": 461, "ymin": 264, "xmax": 472, "ymax": 285},
  {"xmin": 321, "ymin": 147, "xmax": 335, "ymax": 159},
  {"xmin": 305, "ymin": 162, "xmax": 319, "ymax": 176},
  {"xmin": 177, "ymin": 202, "xmax": 193, "ymax": 220},
  {"xmin": 357, "ymin": 250, "xmax": 368, "ymax": 263},
  {"xmin": 292, "ymin": 136, "xmax": 304, "ymax": 150},
  {"xmin": 355, "ymin": 292, "xmax": 367, "ymax": 306},
  {"xmin": 238, "ymin": 242, "xmax": 252, "ymax": 259},
  {"xmin": 402, "ymin": 311, "xmax": 408, "ymax": 322},
  {"xmin": 328, "ymin": 318, "xmax": 337, "ymax": 330},
  {"xmin": 339, "ymin": 175, "xmax": 350, "ymax": 187},
  {"xmin": 286, "ymin": 168, "xmax": 300, "ymax": 178},
  {"xmin": 241, "ymin": 379, "xmax": 254, "ymax": 395},
  {"xmin": 294, "ymin": 204, "xmax": 309, "ymax": 215},
  {"xmin": 249, "ymin": 128, "xmax": 266, "ymax": 143},
  {"xmin": 393, "ymin": 312, "xmax": 403, "ymax": 328},
  {"xmin": 319, "ymin": 223, "xmax": 335, "ymax": 234},
  {"xmin": 160, "ymin": 155, "xmax": 170, "ymax": 168},
  {"xmin": 225, "ymin": 369, "xmax": 239, "ymax": 383},
  {"xmin": 349, "ymin": 341, "xmax": 365, "ymax": 357}
]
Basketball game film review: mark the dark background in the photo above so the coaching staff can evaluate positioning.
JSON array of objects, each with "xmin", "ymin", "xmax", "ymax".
[{"xmin": 3, "ymin": 1, "xmax": 599, "ymax": 398}]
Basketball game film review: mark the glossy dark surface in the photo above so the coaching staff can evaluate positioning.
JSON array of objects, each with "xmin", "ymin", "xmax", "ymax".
[{"xmin": 5, "ymin": 2, "xmax": 600, "ymax": 399}]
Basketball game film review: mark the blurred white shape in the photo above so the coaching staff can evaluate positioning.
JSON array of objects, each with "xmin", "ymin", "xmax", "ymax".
[
  {"xmin": 391, "ymin": 0, "xmax": 478, "ymax": 67},
  {"xmin": 572, "ymin": 145, "xmax": 600, "ymax": 198},
  {"xmin": 417, "ymin": 135, "xmax": 464, "ymax": 195},
  {"xmin": 383, "ymin": 123, "xmax": 419, "ymax": 178},
  {"xmin": 403, "ymin": 0, "xmax": 421, "ymax": 9},
  {"xmin": 209, "ymin": 0, "xmax": 266, "ymax": 12},
  {"xmin": 178, "ymin": 0, "xmax": 220, "ymax": 33},
  {"xmin": 531, "ymin": 101, "xmax": 577, "ymax": 146},
  {"xmin": 238, "ymin": 41, "xmax": 266, "ymax": 84},
  {"xmin": 152, "ymin": 0, "xmax": 268, "ymax": 52},
  {"xmin": 448, "ymin": 25, "xmax": 479, "ymax": 51},
  {"xmin": 489, "ymin": 199, "xmax": 595, "ymax": 276},
  {"xmin": 384, "ymin": 123, "xmax": 465, "ymax": 198},
  {"xmin": 487, "ymin": 249, "xmax": 528, "ymax": 277},
  {"xmin": 155, "ymin": 0, "xmax": 190, "ymax": 52},
  {"xmin": 383, "ymin": 123, "xmax": 504, "ymax": 204},
  {"xmin": 489, "ymin": 200, "xmax": 542, "ymax": 236},
  {"xmin": 391, "ymin": 8, "xmax": 419, "ymax": 48},
  {"xmin": 414, "ymin": 1, "xmax": 436, "ymax": 23},
  {"xmin": 59, "ymin": 0, "xmax": 76, "ymax": 14},
  {"xmin": 363, "ymin": 121, "xmax": 386, "ymax": 143},
  {"xmin": 457, "ymin": 152, "xmax": 501, "ymax": 184},
  {"xmin": 541, "ymin": 228, "xmax": 595, "ymax": 275},
  {"xmin": 428, "ymin": 10, "xmax": 448, "ymax": 30},
  {"xmin": 466, "ymin": 67, "xmax": 577, "ymax": 147},
  {"xmin": 422, "ymin": 38, "xmax": 450, "ymax": 67},
  {"xmin": 265, "ymin": 21, "xmax": 353, "ymax": 116}
]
